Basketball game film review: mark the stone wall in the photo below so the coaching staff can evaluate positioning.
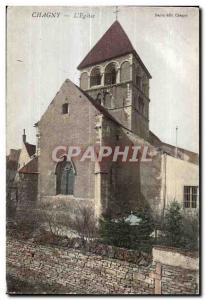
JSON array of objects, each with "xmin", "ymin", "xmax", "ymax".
[
  {"xmin": 86, "ymin": 242, "xmax": 152, "ymax": 265},
  {"xmin": 38, "ymin": 79, "xmax": 97, "ymax": 200},
  {"xmin": 153, "ymin": 246, "xmax": 199, "ymax": 270},
  {"xmin": 97, "ymin": 116, "xmax": 143, "ymax": 217},
  {"xmin": 160, "ymin": 263, "xmax": 199, "ymax": 294},
  {"xmin": 18, "ymin": 173, "xmax": 38, "ymax": 205},
  {"xmin": 7, "ymin": 237, "xmax": 199, "ymax": 295},
  {"xmin": 140, "ymin": 151, "xmax": 163, "ymax": 220}
]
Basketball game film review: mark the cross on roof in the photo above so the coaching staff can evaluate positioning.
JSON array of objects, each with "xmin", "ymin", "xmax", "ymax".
[{"xmin": 113, "ymin": 6, "xmax": 120, "ymax": 21}]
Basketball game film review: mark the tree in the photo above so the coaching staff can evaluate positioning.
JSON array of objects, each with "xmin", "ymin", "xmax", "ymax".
[
  {"xmin": 181, "ymin": 214, "xmax": 199, "ymax": 250},
  {"xmin": 164, "ymin": 201, "xmax": 183, "ymax": 247},
  {"xmin": 99, "ymin": 209, "xmax": 154, "ymax": 251},
  {"xmin": 99, "ymin": 217, "xmax": 130, "ymax": 248}
]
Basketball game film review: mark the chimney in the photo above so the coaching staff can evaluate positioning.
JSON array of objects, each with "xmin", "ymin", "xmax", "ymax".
[{"xmin": 23, "ymin": 129, "xmax": 26, "ymax": 143}]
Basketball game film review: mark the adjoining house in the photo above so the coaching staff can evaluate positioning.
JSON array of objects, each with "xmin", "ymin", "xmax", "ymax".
[
  {"xmin": 18, "ymin": 129, "xmax": 36, "ymax": 170},
  {"xmin": 6, "ymin": 149, "xmax": 21, "ymax": 218},
  {"xmin": 7, "ymin": 131, "xmax": 38, "ymax": 219}
]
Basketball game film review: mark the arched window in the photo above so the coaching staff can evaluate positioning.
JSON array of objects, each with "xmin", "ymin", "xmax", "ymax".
[
  {"xmin": 142, "ymin": 77, "xmax": 149, "ymax": 97},
  {"xmin": 80, "ymin": 72, "xmax": 89, "ymax": 90},
  {"xmin": 139, "ymin": 97, "xmax": 144, "ymax": 114},
  {"xmin": 120, "ymin": 61, "xmax": 130, "ymax": 82},
  {"xmin": 135, "ymin": 66, "xmax": 142, "ymax": 89},
  {"xmin": 90, "ymin": 67, "xmax": 101, "ymax": 87},
  {"xmin": 104, "ymin": 93, "xmax": 112, "ymax": 109},
  {"xmin": 55, "ymin": 159, "xmax": 75, "ymax": 195},
  {"xmin": 105, "ymin": 63, "xmax": 117, "ymax": 85},
  {"xmin": 136, "ymin": 75, "xmax": 142, "ymax": 89}
]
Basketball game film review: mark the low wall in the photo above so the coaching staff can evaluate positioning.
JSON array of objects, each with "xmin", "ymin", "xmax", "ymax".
[
  {"xmin": 153, "ymin": 246, "xmax": 199, "ymax": 270},
  {"xmin": 7, "ymin": 237, "xmax": 155, "ymax": 294},
  {"xmin": 87, "ymin": 242, "xmax": 151, "ymax": 265},
  {"xmin": 7, "ymin": 237, "xmax": 199, "ymax": 295}
]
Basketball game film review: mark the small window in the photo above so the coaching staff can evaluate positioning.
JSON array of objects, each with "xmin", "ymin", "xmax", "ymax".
[
  {"xmin": 62, "ymin": 103, "xmax": 69, "ymax": 114},
  {"xmin": 136, "ymin": 75, "xmax": 142, "ymax": 89},
  {"xmin": 96, "ymin": 93, "xmax": 102, "ymax": 105},
  {"xmin": 142, "ymin": 83, "xmax": 146, "ymax": 94},
  {"xmin": 139, "ymin": 97, "xmax": 144, "ymax": 114},
  {"xmin": 184, "ymin": 186, "xmax": 198, "ymax": 208}
]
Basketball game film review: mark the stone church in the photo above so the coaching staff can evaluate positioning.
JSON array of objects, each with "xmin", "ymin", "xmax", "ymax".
[{"xmin": 17, "ymin": 20, "xmax": 199, "ymax": 221}]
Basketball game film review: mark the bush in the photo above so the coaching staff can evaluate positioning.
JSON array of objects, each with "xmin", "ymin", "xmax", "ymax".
[
  {"xmin": 164, "ymin": 201, "xmax": 183, "ymax": 247},
  {"xmin": 68, "ymin": 206, "xmax": 98, "ymax": 244},
  {"xmin": 162, "ymin": 201, "xmax": 199, "ymax": 250},
  {"xmin": 181, "ymin": 215, "xmax": 199, "ymax": 250},
  {"xmin": 37, "ymin": 202, "xmax": 98, "ymax": 246},
  {"xmin": 99, "ymin": 209, "xmax": 154, "ymax": 252},
  {"xmin": 99, "ymin": 217, "xmax": 130, "ymax": 248},
  {"xmin": 7, "ymin": 207, "xmax": 40, "ymax": 240}
]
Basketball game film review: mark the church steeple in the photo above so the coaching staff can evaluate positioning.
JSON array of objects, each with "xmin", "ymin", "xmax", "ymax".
[
  {"xmin": 78, "ymin": 20, "xmax": 151, "ymax": 79},
  {"xmin": 78, "ymin": 20, "xmax": 151, "ymax": 140},
  {"xmin": 78, "ymin": 21, "xmax": 135, "ymax": 70}
]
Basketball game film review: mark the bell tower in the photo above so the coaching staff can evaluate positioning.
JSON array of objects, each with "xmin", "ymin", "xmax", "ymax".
[{"xmin": 77, "ymin": 20, "xmax": 151, "ymax": 140}]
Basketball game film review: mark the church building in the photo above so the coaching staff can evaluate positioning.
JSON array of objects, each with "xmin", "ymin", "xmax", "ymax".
[{"xmin": 30, "ymin": 20, "xmax": 199, "ymax": 221}]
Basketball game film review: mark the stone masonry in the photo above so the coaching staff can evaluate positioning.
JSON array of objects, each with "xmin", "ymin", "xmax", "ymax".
[{"xmin": 7, "ymin": 237, "xmax": 199, "ymax": 295}]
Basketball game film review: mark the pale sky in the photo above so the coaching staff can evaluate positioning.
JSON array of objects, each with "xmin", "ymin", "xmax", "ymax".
[{"xmin": 6, "ymin": 6, "xmax": 199, "ymax": 153}]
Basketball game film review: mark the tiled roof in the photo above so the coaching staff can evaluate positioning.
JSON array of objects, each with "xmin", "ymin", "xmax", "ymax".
[
  {"xmin": 25, "ymin": 142, "xmax": 36, "ymax": 157},
  {"xmin": 149, "ymin": 130, "xmax": 198, "ymax": 165},
  {"xmin": 18, "ymin": 156, "xmax": 38, "ymax": 174},
  {"xmin": 77, "ymin": 21, "xmax": 151, "ymax": 78}
]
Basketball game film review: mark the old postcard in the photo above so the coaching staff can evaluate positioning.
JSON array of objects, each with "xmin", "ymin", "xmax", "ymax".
[{"xmin": 6, "ymin": 6, "xmax": 200, "ymax": 295}]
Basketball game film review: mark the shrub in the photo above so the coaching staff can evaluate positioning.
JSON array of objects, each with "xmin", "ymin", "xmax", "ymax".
[
  {"xmin": 99, "ymin": 209, "xmax": 154, "ymax": 252},
  {"xmin": 36, "ymin": 201, "xmax": 98, "ymax": 239},
  {"xmin": 99, "ymin": 217, "xmax": 130, "ymax": 248},
  {"xmin": 164, "ymin": 201, "xmax": 183, "ymax": 247},
  {"xmin": 181, "ymin": 215, "xmax": 199, "ymax": 250},
  {"xmin": 68, "ymin": 206, "xmax": 98, "ymax": 245}
]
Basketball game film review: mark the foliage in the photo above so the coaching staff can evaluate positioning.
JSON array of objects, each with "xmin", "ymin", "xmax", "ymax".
[
  {"xmin": 99, "ymin": 209, "xmax": 154, "ymax": 252},
  {"xmin": 163, "ymin": 201, "xmax": 199, "ymax": 250},
  {"xmin": 68, "ymin": 206, "xmax": 98, "ymax": 244},
  {"xmin": 164, "ymin": 201, "xmax": 183, "ymax": 247},
  {"xmin": 33, "ymin": 202, "xmax": 98, "ymax": 247},
  {"xmin": 181, "ymin": 215, "xmax": 199, "ymax": 250}
]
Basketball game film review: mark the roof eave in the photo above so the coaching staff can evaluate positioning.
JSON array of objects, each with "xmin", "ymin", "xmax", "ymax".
[
  {"xmin": 77, "ymin": 50, "xmax": 132, "ymax": 70},
  {"xmin": 78, "ymin": 50, "xmax": 152, "ymax": 79}
]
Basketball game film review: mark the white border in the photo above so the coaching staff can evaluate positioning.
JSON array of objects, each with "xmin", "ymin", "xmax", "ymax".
[{"xmin": 1, "ymin": 1, "xmax": 203, "ymax": 299}]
